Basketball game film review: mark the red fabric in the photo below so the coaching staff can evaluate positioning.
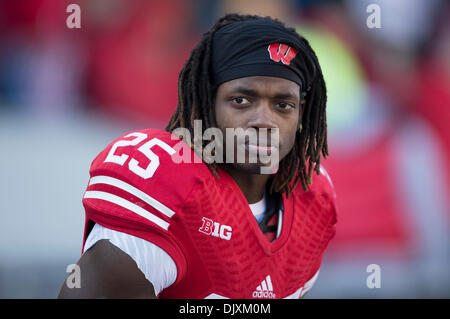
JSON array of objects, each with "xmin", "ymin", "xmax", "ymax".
[
  {"xmin": 416, "ymin": 61, "xmax": 450, "ymax": 199},
  {"xmin": 323, "ymin": 131, "xmax": 415, "ymax": 259},
  {"xmin": 86, "ymin": 1, "xmax": 195, "ymax": 124},
  {"xmin": 82, "ymin": 128, "xmax": 337, "ymax": 299}
]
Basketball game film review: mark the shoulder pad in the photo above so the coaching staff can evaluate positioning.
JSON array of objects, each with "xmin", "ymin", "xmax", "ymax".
[
  {"xmin": 86, "ymin": 128, "xmax": 213, "ymax": 215},
  {"xmin": 308, "ymin": 165, "xmax": 336, "ymax": 198}
]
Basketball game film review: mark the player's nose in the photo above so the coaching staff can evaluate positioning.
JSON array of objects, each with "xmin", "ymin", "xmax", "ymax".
[{"xmin": 247, "ymin": 101, "xmax": 277, "ymax": 130}]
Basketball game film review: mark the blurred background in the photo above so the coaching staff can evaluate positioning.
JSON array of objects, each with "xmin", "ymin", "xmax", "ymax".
[{"xmin": 0, "ymin": 0, "xmax": 449, "ymax": 298}]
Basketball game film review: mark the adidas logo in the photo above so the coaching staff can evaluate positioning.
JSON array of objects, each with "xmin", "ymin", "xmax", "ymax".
[{"xmin": 252, "ymin": 275, "xmax": 276, "ymax": 299}]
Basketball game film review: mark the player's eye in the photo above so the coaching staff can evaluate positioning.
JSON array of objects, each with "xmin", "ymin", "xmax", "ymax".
[
  {"xmin": 276, "ymin": 102, "xmax": 295, "ymax": 111},
  {"xmin": 232, "ymin": 97, "xmax": 250, "ymax": 105}
]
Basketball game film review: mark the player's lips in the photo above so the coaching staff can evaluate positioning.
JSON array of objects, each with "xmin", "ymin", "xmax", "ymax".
[
  {"xmin": 242, "ymin": 142, "xmax": 278, "ymax": 155},
  {"xmin": 245, "ymin": 144, "xmax": 275, "ymax": 152}
]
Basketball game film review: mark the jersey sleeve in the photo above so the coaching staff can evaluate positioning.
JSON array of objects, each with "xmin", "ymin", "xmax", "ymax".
[{"xmin": 81, "ymin": 128, "xmax": 210, "ymax": 286}]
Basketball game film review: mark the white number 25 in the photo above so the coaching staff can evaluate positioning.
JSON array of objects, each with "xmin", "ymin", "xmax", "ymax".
[{"xmin": 104, "ymin": 132, "xmax": 176, "ymax": 179}]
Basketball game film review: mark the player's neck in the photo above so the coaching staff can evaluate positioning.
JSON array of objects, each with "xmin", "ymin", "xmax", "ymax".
[{"xmin": 222, "ymin": 167, "xmax": 271, "ymax": 204}]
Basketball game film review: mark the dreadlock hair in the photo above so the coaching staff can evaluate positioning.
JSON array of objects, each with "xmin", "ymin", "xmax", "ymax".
[{"xmin": 165, "ymin": 13, "xmax": 328, "ymax": 197}]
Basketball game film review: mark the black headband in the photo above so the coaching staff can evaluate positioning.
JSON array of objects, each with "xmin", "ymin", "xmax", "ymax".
[{"xmin": 211, "ymin": 19, "xmax": 317, "ymax": 95}]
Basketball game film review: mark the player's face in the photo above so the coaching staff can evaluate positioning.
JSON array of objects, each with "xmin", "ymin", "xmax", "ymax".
[{"xmin": 214, "ymin": 76, "xmax": 302, "ymax": 174}]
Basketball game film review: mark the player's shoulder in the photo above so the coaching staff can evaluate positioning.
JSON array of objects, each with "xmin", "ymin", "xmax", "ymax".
[
  {"xmin": 309, "ymin": 165, "xmax": 336, "ymax": 198},
  {"xmin": 292, "ymin": 164, "xmax": 338, "ymax": 227},
  {"xmin": 292, "ymin": 164, "xmax": 337, "ymax": 202},
  {"xmin": 88, "ymin": 127, "xmax": 213, "ymax": 203}
]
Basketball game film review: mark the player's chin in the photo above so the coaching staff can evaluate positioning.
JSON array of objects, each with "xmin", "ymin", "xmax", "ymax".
[{"xmin": 228, "ymin": 160, "xmax": 279, "ymax": 175}]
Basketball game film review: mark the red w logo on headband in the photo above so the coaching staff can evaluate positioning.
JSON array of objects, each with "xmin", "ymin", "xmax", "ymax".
[{"xmin": 267, "ymin": 43, "xmax": 298, "ymax": 65}]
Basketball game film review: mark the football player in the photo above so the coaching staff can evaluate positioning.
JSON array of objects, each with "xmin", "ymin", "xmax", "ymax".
[{"xmin": 58, "ymin": 14, "xmax": 337, "ymax": 299}]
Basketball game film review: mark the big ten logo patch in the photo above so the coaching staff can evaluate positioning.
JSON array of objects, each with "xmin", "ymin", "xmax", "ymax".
[{"xmin": 199, "ymin": 217, "xmax": 232, "ymax": 240}]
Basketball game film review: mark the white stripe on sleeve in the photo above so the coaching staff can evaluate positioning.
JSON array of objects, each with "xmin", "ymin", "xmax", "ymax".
[
  {"xmin": 299, "ymin": 269, "xmax": 320, "ymax": 298},
  {"xmin": 88, "ymin": 175, "xmax": 175, "ymax": 218},
  {"xmin": 84, "ymin": 191, "xmax": 170, "ymax": 230},
  {"xmin": 283, "ymin": 268, "xmax": 320, "ymax": 299}
]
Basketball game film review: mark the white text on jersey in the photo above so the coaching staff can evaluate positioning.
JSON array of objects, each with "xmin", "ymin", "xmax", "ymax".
[{"xmin": 198, "ymin": 217, "xmax": 232, "ymax": 240}]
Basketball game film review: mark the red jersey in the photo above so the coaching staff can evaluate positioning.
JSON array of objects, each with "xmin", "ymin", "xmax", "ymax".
[{"xmin": 82, "ymin": 128, "xmax": 337, "ymax": 299}]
